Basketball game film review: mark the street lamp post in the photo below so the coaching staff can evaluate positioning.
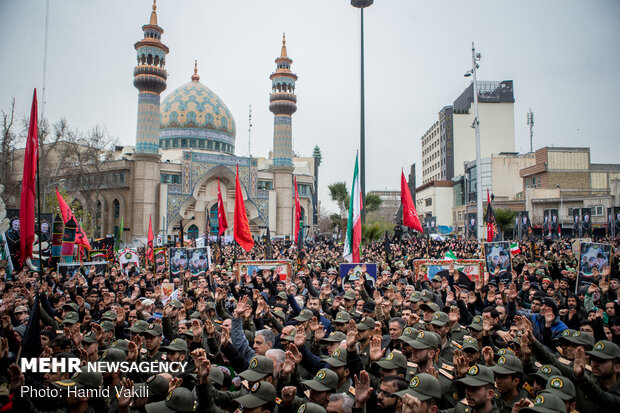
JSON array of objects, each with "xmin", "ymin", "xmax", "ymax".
[
  {"xmin": 351, "ymin": 0, "xmax": 373, "ymax": 223},
  {"xmin": 465, "ymin": 43, "xmax": 482, "ymax": 240},
  {"xmin": 42, "ymin": 179, "xmax": 66, "ymax": 212}
]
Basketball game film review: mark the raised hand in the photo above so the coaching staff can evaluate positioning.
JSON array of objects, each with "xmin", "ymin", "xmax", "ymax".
[
  {"xmin": 511, "ymin": 398, "xmax": 533, "ymax": 413},
  {"xmin": 118, "ymin": 378, "xmax": 134, "ymax": 410},
  {"xmin": 401, "ymin": 393, "xmax": 422, "ymax": 413},
  {"xmin": 453, "ymin": 349, "xmax": 468, "ymax": 378},
  {"xmin": 7, "ymin": 364, "xmax": 25, "ymax": 394},
  {"xmin": 220, "ymin": 325, "xmax": 230, "ymax": 347},
  {"xmin": 482, "ymin": 346, "xmax": 494, "ymax": 366},
  {"xmin": 309, "ymin": 316, "xmax": 320, "ymax": 333},
  {"xmin": 288, "ymin": 344, "xmax": 303, "ymax": 365},
  {"xmin": 354, "ymin": 370, "xmax": 373, "ymax": 408},
  {"xmin": 281, "ymin": 351, "xmax": 296, "ymax": 376},
  {"xmin": 369, "ymin": 335, "xmax": 385, "ymax": 361},
  {"xmin": 314, "ymin": 323, "xmax": 326, "ymax": 342},
  {"xmin": 281, "ymin": 386, "xmax": 297, "ymax": 406},
  {"xmin": 0, "ymin": 337, "xmax": 9, "ymax": 359},
  {"xmin": 196, "ymin": 356, "xmax": 211, "ymax": 384},
  {"xmin": 346, "ymin": 319, "xmax": 357, "ymax": 351},
  {"xmin": 573, "ymin": 347, "xmax": 587, "ymax": 378},
  {"xmin": 448, "ymin": 307, "xmax": 460, "ymax": 325},
  {"xmin": 127, "ymin": 341, "xmax": 139, "ymax": 362},
  {"xmin": 168, "ymin": 377, "xmax": 183, "ymax": 393},
  {"xmin": 294, "ymin": 328, "xmax": 307, "ymax": 348},
  {"xmin": 204, "ymin": 318, "xmax": 215, "ymax": 337}
]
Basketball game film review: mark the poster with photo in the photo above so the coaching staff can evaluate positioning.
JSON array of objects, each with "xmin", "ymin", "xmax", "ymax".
[
  {"xmin": 578, "ymin": 242, "xmax": 612, "ymax": 288},
  {"xmin": 169, "ymin": 248, "xmax": 188, "ymax": 276},
  {"xmin": 234, "ymin": 260, "xmax": 292, "ymax": 283},
  {"xmin": 57, "ymin": 261, "xmax": 108, "ymax": 278},
  {"xmin": 413, "ymin": 259, "xmax": 484, "ymax": 283},
  {"xmin": 519, "ymin": 211, "xmax": 531, "ymax": 240},
  {"xmin": 154, "ymin": 248, "xmax": 167, "ymax": 274},
  {"xmin": 188, "ymin": 247, "xmax": 211, "ymax": 276},
  {"xmin": 466, "ymin": 213, "xmax": 477, "ymax": 239},
  {"xmin": 581, "ymin": 208, "xmax": 592, "ymax": 237},
  {"xmin": 339, "ymin": 263, "xmax": 378, "ymax": 287},
  {"xmin": 573, "ymin": 208, "xmax": 581, "ymax": 237},
  {"xmin": 614, "ymin": 206, "xmax": 620, "ymax": 236},
  {"xmin": 483, "ymin": 241, "xmax": 512, "ymax": 278}
]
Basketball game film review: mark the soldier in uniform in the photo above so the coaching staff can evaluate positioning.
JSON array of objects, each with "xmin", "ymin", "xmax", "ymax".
[
  {"xmin": 490, "ymin": 355, "xmax": 528, "ymax": 413},
  {"xmin": 143, "ymin": 323, "xmax": 166, "ymax": 362},
  {"xmin": 144, "ymin": 387, "xmax": 196, "ymax": 413},
  {"xmin": 395, "ymin": 373, "xmax": 442, "ymax": 413},
  {"xmin": 440, "ymin": 364, "xmax": 502, "ymax": 413}
]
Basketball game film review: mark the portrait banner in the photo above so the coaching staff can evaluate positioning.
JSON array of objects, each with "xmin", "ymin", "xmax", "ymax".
[
  {"xmin": 413, "ymin": 259, "xmax": 485, "ymax": 282},
  {"xmin": 234, "ymin": 260, "xmax": 293, "ymax": 283},
  {"xmin": 169, "ymin": 248, "xmax": 188, "ymax": 276},
  {"xmin": 154, "ymin": 247, "xmax": 167, "ymax": 274},
  {"xmin": 581, "ymin": 208, "xmax": 592, "ymax": 237},
  {"xmin": 483, "ymin": 241, "xmax": 512, "ymax": 279},
  {"xmin": 573, "ymin": 208, "xmax": 581, "ymax": 238},
  {"xmin": 188, "ymin": 247, "xmax": 210, "ymax": 277},
  {"xmin": 339, "ymin": 263, "xmax": 378, "ymax": 287},
  {"xmin": 57, "ymin": 261, "xmax": 108, "ymax": 278},
  {"xmin": 577, "ymin": 242, "xmax": 612, "ymax": 289}
]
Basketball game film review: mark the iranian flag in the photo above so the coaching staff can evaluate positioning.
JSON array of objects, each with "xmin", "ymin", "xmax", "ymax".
[
  {"xmin": 343, "ymin": 154, "xmax": 363, "ymax": 263},
  {"xmin": 510, "ymin": 242, "xmax": 521, "ymax": 255},
  {"xmin": 445, "ymin": 250, "xmax": 457, "ymax": 260}
]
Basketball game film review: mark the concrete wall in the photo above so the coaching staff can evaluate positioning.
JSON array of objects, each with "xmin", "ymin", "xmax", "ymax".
[
  {"xmin": 416, "ymin": 185, "xmax": 454, "ymax": 226},
  {"xmin": 491, "ymin": 154, "xmax": 535, "ymax": 199},
  {"xmin": 548, "ymin": 151, "xmax": 589, "ymax": 170},
  {"xmin": 453, "ymin": 102, "xmax": 515, "ymax": 177}
]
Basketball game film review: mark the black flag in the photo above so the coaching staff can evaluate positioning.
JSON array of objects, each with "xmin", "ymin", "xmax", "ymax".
[
  {"xmin": 20, "ymin": 294, "xmax": 41, "ymax": 359},
  {"xmin": 265, "ymin": 227, "xmax": 273, "ymax": 260},
  {"xmin": 383, "ymin": 231, "xmax": 390, "ymax": 258}
]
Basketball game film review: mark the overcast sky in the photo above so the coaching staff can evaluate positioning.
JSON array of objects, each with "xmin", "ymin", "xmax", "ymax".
[{"xmin": 1, "ymin": 0, "xmax": 619, "ymax": 214}]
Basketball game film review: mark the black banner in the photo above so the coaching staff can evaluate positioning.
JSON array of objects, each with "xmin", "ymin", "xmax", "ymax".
[
  {"xmin": 466, "ymin": 213, "xmax": 477, "ymax": 239},
  {"xmin": 573, "ymin": 208, "xmax": 581, "ymax": 237},
  {"xmin": 581, "ymin": 208, "xmax": 592, "ymax": 237}
]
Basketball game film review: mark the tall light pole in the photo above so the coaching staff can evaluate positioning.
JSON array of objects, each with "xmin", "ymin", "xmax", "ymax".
[
  {"xmin": 351, "ymin": 0, "xmax": 373, "ymax": 223},
  {"xmin": 465, "ymin": 43, "xmax": 482, "ymax": 239}
]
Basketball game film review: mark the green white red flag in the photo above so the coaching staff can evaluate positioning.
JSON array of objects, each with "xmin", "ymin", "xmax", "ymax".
[
  {"xmin": 343, "ymin": 154, "xmax": 362, "ymax": 263},
  {"xmin": 510, "ymin": 242, "xmax": 521, "ymax": 255}
]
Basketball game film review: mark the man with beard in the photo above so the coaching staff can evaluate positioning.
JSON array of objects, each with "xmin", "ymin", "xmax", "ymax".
[
  {"xmin": 282, "ymin": 368, "xmax": 338, "ymax": 410},
  {"xmin": 376, "ymin": 376, "xmax": 408, "ymax": 413},
  {"xmin": 490, "ymin": 354, "xmax": 526, "ymax": 413},
  {"xmin": 395, "ymin": 373, "xmax": 442, "ymax": 413},
  {"xmin": 441, "ymin": 364, "xmax": 501, "ymax": 413},
  {"xmin": 99, "ymin": 348, "xmax": 126, "ymax": 412},
  {"xmin": 355, "ymin": 317, "xmax": 375, "ymax": 369},
  {"xmin": 572, "ymin": 340, "xmax": 620, "ymax": 413}
]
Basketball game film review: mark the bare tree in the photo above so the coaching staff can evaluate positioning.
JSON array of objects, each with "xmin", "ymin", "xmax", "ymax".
[{"xmin": 0, "ymin": 98, "xmax": 18, "ymax": 207}]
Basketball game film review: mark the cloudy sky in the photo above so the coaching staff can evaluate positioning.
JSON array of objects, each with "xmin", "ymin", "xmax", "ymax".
[{"xmin": 1, "ymin": 0, "xmax": 619, "ymax": 213}]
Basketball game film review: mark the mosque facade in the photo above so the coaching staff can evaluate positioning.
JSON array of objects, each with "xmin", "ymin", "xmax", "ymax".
[{"xmin": 66, "ymin": 2, "xmax": 318, "ymax": 245}]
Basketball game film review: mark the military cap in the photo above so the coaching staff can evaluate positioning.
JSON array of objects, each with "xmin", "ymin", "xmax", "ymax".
[
  {"xmin": 543, "ymin": 375, "xmax": 575, "ymax": 401},
  {"xmin": 144, "ymin": 323, "xmax": 163, "ymax": 337},
  {"xmin": 208, "ymin": 366, "xmax": 225, "ymax": 387},
  {"xmin": 343, "ymin": 290, "xmax": 357, "ymax": 301},
  {"xmin": 63, "ymin": 302, "xmax": 79, "ymax": 312},
  {"xmin": 277, "ymin": 292, "xmax": 288, "ymax": 300},
  {"xmin": 397, "ymin": 327, "xmax": 419, "ymax": 346},
  {"xmin": 205, "ymin": 301, "xmax": 216, "ymax": 311},
  {"xmin": 52, "ymin": 366, "xmax": 102, "ymax": 390},
  {"xmin": 321, "ymin": 331, "xmax": 346, "ymax": 343},
  {"xmin": 239, "ymin": 356, "xmax": 274, "ymax": 382},
  {"xmin": 188, "ymin": 311, "xmax": 201, "ymax": 320},
  {"xmin": 410, "ymin": 291, "xmax": 423, "ymax": 302},
  {"xmin": 376, "ymin": 351, "xmax": 408, "ymax": 370},
  {"xmin": 102, "ymin": 310, "xmax": 117, "ymax": 322},
  {"xmin": 429, "ymin": 311, "xmax": 449, "ymax": 327},
  {"xmin": 161, "ymin": 338, "xmax": 189, "ymax": 354},
  {"xmin": 327, "ymin": 268, "xmax": 338, "ymax": 274},
  {"xmin": 559, "ymin": 329, "xmax": 576, "ymax": 341},
  {"xmin": 129, "ymin": 320, "xmax": 149, "ymax": 334},
  {"xmin": 234, "ymin": 381, "xmax": 276, "ymax": 409},
  {"xmin": 562, "ymin": 330, "xmax": 595, "ymax": 348},
  {"xmin": 302, "ymin": 369, "xmax": 338, "ymax": 392},
  {"xmin": 15, "ymin": 305, "xmax": 29, "ymax": 314},
  {"xmin": 82, "ymin": 331, "xmax": 97, "ymax": 344},
  {"xmin": 457, "ymin": 364, "xmax": 495, "ymax": 387},
  {"xmin": 294, "ymin": 309, "xmax": 314, "ymax": 322},
  {"xmin": 491, "ymin": 355, "xmax": 523, "ymax": 375},
  {"xmin": 100, "ymin": 320, "xmax": 115, "ymax": 332},
  {"xmin": 110, "ymin": 339, "xmax": 130, "ymax": 353},
  {"xmin": 324, "ymin": 348, "xmax": 347, "ymax": 368},
  {"xmin": 586, "ymin": 340, "xmax": 620, "ymax": 360},
  {"xmin": 333, "ymin": 311, "xmax": 351, "ymax": 324},
  {"xmin": 135, "ymin": 375, "xmax": 170, "ymax": 401},
  {"xmin": 145, "ymin": 387, "xmax": 196, "ymax": 413},
  {"xmin": 410, "ymin": 330, "xmax": 439, "ymax": 350},
  {"xmin": 420, "ymin": 290, "xmax": 433, "ymax": 302},
  {"xmin": 462, "ymin": 337, "xmax": 480, "ymax": 352},
  {"xmin": 356, "ymin": 316, "xmax": 375, "ymax": 331},
  {"xmin": 63, "ymin": 311, "xmax": 79, "ymax": 325},
  {"xmin": 99, "ymin": 348, "xmax": 126, "ymax": 363},
  {"xmin": 468, "ymin": 315, "xmax": 484, "ymax": 332},
  {"xmin": 297, "ymin": 402, "xmax": 327, "ymax": 413},
  {"xmin": 530, "ymin": 365, "xmax": 562, "ymax": 383},
  {"xmin": 281, "ymin": 328, "xmax": 297, "ymax": 342},
  {"xmin": 420, "ymin": 302, "xmax": 440, "ymax": 313},
  {"xmin": 169, "ymin": 299, "xmax": 183, "ymax": 309},
  {"xmin": 521, "ymin": 392, "xmax": 567, "ymax": 413},
  {"xmin": 495, "ymin": 347, "xmax": 517, "ymax": 360},
  {"xmin": 395, "ymin": 373, "xmax": 442, "ymax": 401},
  {"xmin": 431, "ymin": 275, "xmax": 441, "ymax": 282}
]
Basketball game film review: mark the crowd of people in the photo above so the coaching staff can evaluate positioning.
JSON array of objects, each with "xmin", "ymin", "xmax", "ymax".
[{"xmin": 0, "ymin": 235, "xmax": 619, "ymax": 413}]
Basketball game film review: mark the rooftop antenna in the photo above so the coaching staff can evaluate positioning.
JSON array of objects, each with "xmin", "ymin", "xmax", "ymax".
[
  {"xmin": 248, "ymin": 104, "xmax": 253, "ymax": 157},
  {"xmin": 527, "ymin": 108, "xmax": 534, "ymax": 153}
]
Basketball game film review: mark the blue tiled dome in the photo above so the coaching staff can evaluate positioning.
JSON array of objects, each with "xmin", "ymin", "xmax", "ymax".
[{"xmin": 160, "ymin": 76, "xmax": 236, "ymax": 153}]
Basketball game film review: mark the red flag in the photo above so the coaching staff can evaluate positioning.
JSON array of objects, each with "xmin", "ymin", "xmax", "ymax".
[
  {"xmin": 486, "ymin": 189, "xmax": 498, "ymax": 242},
  {"xmin": 56, "ymin": 188, "xmax": 91, "ymax": 250},
  {"xmin": 20, "ymin": 89, "xmax": 39, "ymax": 263},
  {"xmin": 233, "ymin": 165, "xmax": 254, "ymax": 252},
  {"xmin": 294, "ymin": 177, "xmax": 301, "ymax": 243},
  {"xmin": 147, "ymin": 215, "xmax": 154, "ymax": 261},
  {"xmin": 217, "ymin": 178, "xmax": 228, "ymax": 236},
  {"xmin": 401, "ymin": 170, "xmax": 423, "ymax": 232}
]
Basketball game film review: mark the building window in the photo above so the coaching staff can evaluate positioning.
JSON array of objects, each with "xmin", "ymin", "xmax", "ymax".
[
  {"xmin": 181, "ymin": 139, "xmax": 187, "ymax": 147},
  {"xmin": 113, "ymin": 199, "xmax": 120, "ymax": 218},
  {"xmin": 172, "ymin": 139, "xmax": 179, "ymax": 148},
  {"xmin": 425, "ymin": 198, "xmax": 432, "ymax": 207},
  {"xmin": 568, "ymin": 208, "xmax": 574, "ymax": 216},
  {"xmin": 593, "ymin": 206, "xmax": 603, "ymax": 216},
  {"xmin": 207, "ymin": 140, "xmax": 213, "ymax": 150},
  {"xmin": 215, "ymin": 142, "xmax": 220, "ymax": 151},
  {"xmin": 161, "ymin": 174, "xmax": 181, "ymax": 184},
  {"xmin": 198, "ymin": 140, "xmax": 205, "ymax": 148},
  {"xmin": 187, "ymin": 224, "xmax": 199, "ymax": 240},
  {"xmin": 165, "ymin": 139, "xmax": 170, "ymax": 148},
  {"xmin": 189, "ymin": 139, "xmax": 196, "ymax": 148},
  {"xmin": 209, "ymin": 203, "xmax": 220, "ymax": 235},
  {"xmin": 258, "ymin": 180, "xmax": 274, "ymax": 190}
]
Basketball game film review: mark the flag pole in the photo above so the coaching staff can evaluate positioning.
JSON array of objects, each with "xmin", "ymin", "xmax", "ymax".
[{"xmin": 36, "ymin": 94, "xmax": 43, "ymax": 278}]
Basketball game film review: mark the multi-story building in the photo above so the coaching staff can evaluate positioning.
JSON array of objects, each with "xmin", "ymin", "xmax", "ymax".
[
  {"xmin": 415, "ymin": 180, "xmax": 454, "ymax": 228},
  {"xmin": 420, "ymin": 80, "xmax": 515, "ymax": 185},
  {"xmin": 521, "ymin": 147, "xmax": 620, "ymax": 235}
]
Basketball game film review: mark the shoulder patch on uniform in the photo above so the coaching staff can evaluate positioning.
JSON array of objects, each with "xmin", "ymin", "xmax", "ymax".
[
  {"xmin": 439, "ymin": 369, "xmax": 454, "ymax": 380},
  {"xmin": 348, "ymin": 386, "xmax": 356, "ymax": 396}
]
